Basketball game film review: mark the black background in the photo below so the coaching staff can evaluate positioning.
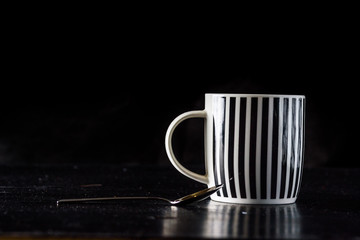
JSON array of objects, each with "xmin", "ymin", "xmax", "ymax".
[{"xmin": 0, "ymin": 7, "xmax": 358, "ymax": 168}]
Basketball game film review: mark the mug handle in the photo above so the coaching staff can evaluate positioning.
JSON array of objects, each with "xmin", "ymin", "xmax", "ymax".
[{"xmin": 165, "ymin": 110, "xmax": 208, "ymax": 184}]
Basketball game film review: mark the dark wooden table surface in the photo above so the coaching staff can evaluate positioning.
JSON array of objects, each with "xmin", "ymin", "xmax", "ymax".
[{"xmin": 0, "ymin": 164, "xmax": 359, "ymax": 239}]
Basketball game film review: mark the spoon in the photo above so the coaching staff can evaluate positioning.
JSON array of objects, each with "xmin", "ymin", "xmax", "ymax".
[{"xmin": 57, "ymin": 184, "xmax": 223, "ymax": 206}]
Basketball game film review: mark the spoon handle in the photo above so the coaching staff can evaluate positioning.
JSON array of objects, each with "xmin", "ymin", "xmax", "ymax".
[{"xmin": 57, "ymin": 196, "xmax": 169, "ymax": 205}]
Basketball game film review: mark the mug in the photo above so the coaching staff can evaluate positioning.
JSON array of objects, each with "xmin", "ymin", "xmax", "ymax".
[{"xmin": 165, "ymin": 93, "xmax": 305, "ymax": 204}]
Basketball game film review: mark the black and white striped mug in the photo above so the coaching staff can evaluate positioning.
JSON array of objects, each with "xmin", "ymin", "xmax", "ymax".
[{"xmin": 165, "ymin": 93, "xmax": 305, "ymax": 204}]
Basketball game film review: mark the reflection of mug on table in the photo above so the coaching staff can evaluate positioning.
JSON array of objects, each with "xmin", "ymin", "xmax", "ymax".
[
  {"xmin": 203, "ymin": 202, "xmax": 302, "ymax": 238},
  {"xmin": 166, "ymin": 94, "xmax": 305, "ymax": 204},
  {"xmin": 160, "ymin": 202, "xmax": 302, "ymax": 239}
]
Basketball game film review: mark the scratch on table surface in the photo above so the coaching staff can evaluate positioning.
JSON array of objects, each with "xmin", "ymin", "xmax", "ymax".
[{"xmin": 80, "ymin": 184, "xmax": 103, "ymax": 188}]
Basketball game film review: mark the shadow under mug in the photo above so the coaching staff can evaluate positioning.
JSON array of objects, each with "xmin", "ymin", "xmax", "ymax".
[{"xmin": 165, "ymin": 93, "xmax": 305, "ymax": 204}]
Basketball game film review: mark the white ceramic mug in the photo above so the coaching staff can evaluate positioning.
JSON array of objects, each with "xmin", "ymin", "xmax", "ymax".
[{"xmin": 165, "ymin": 93, "xmax": 305, "ymax": 204}]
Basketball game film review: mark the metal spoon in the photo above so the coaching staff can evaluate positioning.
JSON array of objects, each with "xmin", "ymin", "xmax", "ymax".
[{"xmin": 57, "ymin": 184, "xmax": 223, "ymax": 206}]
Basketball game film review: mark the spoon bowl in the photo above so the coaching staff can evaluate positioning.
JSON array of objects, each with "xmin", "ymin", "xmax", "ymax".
[{"xmin": 57, "ymin": 184, "xmax": 223, "ymax": 206}]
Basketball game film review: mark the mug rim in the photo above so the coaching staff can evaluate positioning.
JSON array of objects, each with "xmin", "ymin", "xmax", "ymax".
[{"xmin": 206, "ymin": 93, "xmax": 305, "ymax": 98}]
